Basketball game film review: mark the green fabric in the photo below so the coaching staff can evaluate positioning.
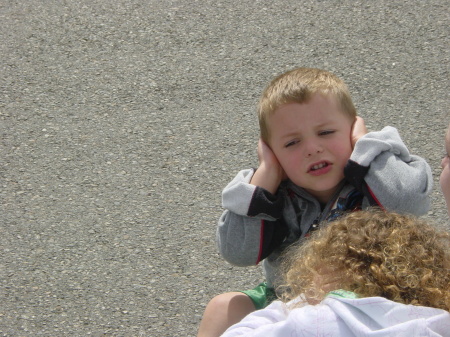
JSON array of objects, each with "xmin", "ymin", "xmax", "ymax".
[
  {"xmin": 327, "ymin": 289, "xmax": 359, "ymax": 299},
  {"xmin": 241, "ymin": 282, "xmax": 277, "ymax": 310}
]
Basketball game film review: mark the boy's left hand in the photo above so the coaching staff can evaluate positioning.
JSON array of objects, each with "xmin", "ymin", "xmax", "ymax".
[{"xmin": 351, "ymin": 116, "xmax": 368, "ymax": 148}]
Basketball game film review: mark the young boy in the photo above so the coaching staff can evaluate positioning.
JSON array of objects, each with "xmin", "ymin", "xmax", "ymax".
[{"xmin": 197, "ymin": 68, "xmax": 433, "ymax": 337}]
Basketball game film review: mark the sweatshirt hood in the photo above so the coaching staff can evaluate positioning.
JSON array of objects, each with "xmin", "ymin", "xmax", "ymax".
[{"xmin": 323, "ymin": 292, "xmax": 450, "ymax": 336}]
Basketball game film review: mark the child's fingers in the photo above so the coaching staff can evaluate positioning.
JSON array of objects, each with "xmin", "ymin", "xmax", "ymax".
[
  {"xmin": 257, "ymin": 138, "xmax": 287, "ymax": 181},
  {"xmin": 351, "ymin": 116, "xmax": 368, "ymax": 147},
  {"xmin": 257, "ymin": 139, "xmax": 275, "ymax": 164}
]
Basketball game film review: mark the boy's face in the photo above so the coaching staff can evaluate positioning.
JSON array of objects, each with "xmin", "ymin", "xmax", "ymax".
[
  {"xmin": 267, "ymin": 93, "xmax": 354, "ymax": 203},
  {"xmin": 440, "ymin": 126, "xmax": 450, "ymax": 216}
]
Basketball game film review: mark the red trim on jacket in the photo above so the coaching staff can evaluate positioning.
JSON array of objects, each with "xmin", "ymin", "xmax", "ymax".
[
  {"xmin": 367, "ymin": 184, "xmax": 385, "ymax": 209},
  {"xmin": 256, "ymin": 219, "xmax": 265, "ymax": 264}
]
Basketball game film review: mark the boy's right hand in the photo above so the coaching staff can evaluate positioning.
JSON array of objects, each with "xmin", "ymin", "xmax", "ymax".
[
  {"xmin": 351, "ymin": 116, "xmax": 368, "ymax": 148},
  {"xmin": 250, "ymin": 139, "xmax": 286, "ymax": 194}
]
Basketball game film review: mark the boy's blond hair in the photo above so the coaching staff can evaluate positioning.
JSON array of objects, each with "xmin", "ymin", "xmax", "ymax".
[
  {"xmin": 279, "ymin": 209, "xmax": 450, "ymax": 311},
  {"xmin": 258, "ymin": 67, "xmax": 357, "ymax": 143}
]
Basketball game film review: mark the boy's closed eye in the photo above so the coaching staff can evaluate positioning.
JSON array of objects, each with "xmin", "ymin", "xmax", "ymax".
[
  {"xmin": 285, "ymin": 130, "xmax": 336, "ymax": 147},
  {"xmin": 319, "ymin": 130, "xmax": 335, "ymax": 136},
  {"xmin": 285, "ymin": 139, "xmax": 300, "ymax": 148}
]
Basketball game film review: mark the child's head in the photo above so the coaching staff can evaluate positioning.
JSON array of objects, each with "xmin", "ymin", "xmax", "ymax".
[
  {"xmin": 258, "ymin": 68, "xmax": 358, "ymax": 203},
  {"xmin": 280, "ymin": 209, "xmax": 450, "ymax": 311},
  {"xmin": 441, "ymin": 123, "xmax": 450, "ymax": 216},
  {"xmin": 258, "ymin": 67, "xmax": 357, "ymax": 144}
]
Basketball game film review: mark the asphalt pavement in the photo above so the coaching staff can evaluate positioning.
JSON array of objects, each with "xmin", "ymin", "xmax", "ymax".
[{"xmin": 1, "ymin": 1, "xmax": 449, "ymax": 336}]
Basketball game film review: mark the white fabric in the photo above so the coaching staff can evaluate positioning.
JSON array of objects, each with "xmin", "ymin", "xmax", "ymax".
[{"xmin": 221, "ymin": 293, "xmax": 450, "ymax": 337}]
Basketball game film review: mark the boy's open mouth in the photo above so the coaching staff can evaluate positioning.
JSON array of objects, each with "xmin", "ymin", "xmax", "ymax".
[{"xmin": 308, "ymin": 162, "xmax": 330, "ymax": 172}]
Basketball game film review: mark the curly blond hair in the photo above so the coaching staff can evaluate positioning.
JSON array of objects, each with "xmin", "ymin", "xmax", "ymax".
[{"xmin": 279, "ymin": 209, "xmax": 450, "ymax": 311}]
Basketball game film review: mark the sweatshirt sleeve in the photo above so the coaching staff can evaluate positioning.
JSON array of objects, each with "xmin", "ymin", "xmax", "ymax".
[
  {"xmin": 344, "ymin": 126, "xmax": 432, "ymax": 215},
  {"xmin": 216, "ymin": 169, "xmax": 288, "ymax": 267}
]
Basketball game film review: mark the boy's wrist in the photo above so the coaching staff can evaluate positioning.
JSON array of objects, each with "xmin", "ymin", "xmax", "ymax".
[{"xmin": 250, "ymin": 165, "xmax": 282, "ymax": 194}]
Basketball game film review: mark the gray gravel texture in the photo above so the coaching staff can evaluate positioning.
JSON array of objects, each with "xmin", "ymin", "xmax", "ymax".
[{"xmin": 1, "ymin": 0, "xmax": 449, "ymax": 336}]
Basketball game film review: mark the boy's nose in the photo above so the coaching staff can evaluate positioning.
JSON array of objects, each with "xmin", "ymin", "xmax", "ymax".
[
  {"xmin": 306, "ymin": 142, "xmax": 323, "ymax": 157},
  {"xmin": 307, "ymin": 149, "xmax": 322, "ymax": 157}
]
